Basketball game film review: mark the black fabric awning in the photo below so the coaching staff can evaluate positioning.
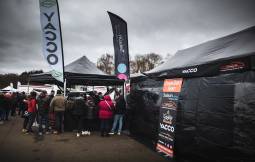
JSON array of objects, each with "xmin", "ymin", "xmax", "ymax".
[
  {"xmin": 145, "ymin": 26, "xmax": 255, "ymax": 78},
  {"xmin": 30, "ymin": 56, "xmax": 124, "ymax": 86}
]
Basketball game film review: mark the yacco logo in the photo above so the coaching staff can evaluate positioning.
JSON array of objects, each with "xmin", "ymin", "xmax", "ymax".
[
  {"xmin": 40, "ymin": 0, "xmax": 56, "ymax": 8},
  {"xmin": 182, "ymin": 68, "xmax": 198, "ymax": 74},
  {"xmin": 43, "ymin": 11, "xmax": 59, "ymax": 65},
  {"xmin": 160, "ymin": 123, "xmax": 175, "ymax": 133}
]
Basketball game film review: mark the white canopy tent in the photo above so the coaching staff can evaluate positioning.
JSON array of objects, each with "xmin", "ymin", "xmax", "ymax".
[{"xmin": 1, "ymin": 86, "xmax": 17, "ymax": 92}]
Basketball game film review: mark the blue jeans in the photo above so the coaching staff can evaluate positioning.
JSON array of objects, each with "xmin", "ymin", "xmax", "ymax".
[
  {"xmin": 111, "ymin": 114, "xmax": 124, "ymax": 133},
  {"xmin": 38, "ymin": 114, "xmax": 49, "ymax": 133}
]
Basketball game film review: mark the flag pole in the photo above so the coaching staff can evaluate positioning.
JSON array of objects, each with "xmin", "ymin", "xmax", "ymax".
[{"xmin": 56, "ymin": 0, "xmax": 66, "ymax": 97}]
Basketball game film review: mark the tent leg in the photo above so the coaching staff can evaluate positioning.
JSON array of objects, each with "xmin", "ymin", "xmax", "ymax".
[
  {"xmin": 27, "ymin": 81, "xmax": 30, "ymax": 94},
  {"xmin": 64, "ymin": 79, "xmax": 67, "ymax": 97},
  {"xmin": 123, "ymin": 82, "xmax": 125, "ymax": 99},
  {"xmin": 123, "ymin": 79, "xmax": 130, "ymax": 100}
]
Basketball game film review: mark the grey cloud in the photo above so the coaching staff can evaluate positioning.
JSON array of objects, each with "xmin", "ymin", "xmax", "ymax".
[{"xmin": 0, "ymin": 0, "xmax": 255, "ymax": 74}]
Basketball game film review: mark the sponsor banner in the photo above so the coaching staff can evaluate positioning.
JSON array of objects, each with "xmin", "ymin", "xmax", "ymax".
[
  {"xmin": 161, "ymin": 97, "xmax": 178, "ymax": 110},
  {"xmin": 220, "ymin": 61, "xmax": 246, "ymax": 72},
  {"xmin": 39, "ymin": 0, "xmax": 64, "ymax": 82},
  {"xmin": 108, "ymin": 11, "xmax": 130, "ymax": 81},
  {"xmin": 156, "ymin": 143, "xmax": 173, "ymax": 157},
  {"xmin": 219, "ymin": 57, "xmax": 251, "ymax": 74},
  {"xmin": 157, "ymin": 78, "xmax": 183, "ymax": 158},
  {"xmin": 163, "ymin": 78, "xmax": 183, "ymax": 93}
]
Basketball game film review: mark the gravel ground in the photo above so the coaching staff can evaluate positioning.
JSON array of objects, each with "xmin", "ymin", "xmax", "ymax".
[{"xmin": 0, "ymin": 116, "xmax": 169, "ymax": 162}]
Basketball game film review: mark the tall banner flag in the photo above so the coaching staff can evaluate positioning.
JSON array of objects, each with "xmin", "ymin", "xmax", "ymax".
[
  {"xmin": 39, "ymin": 0, "xmax": 64, "ymax": 82},
  {"xmin": 156, "ymin": 78, "xmax": 183, "ymax": 158},
  {"xmin": 108, "ymin": 11, "xmax": 130, "ymax": 81}
]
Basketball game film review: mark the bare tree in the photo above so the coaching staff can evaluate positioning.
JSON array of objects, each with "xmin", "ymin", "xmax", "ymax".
[
  {"xmin": 131, "ymin": 53, "xmax": 162, "ymax": 73},
  {"xmin": 96, "ymin": 53, "xmax": 114, "ymax": 74},
  {"xmin": 96, "ymin": 53, "xmax": 162, "ymax": 75},
  {"xmin": 146, "ymin": 53, "xmax": 162, "ymax": 70}
]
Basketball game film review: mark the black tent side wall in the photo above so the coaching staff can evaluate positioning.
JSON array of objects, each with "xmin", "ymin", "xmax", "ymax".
[
  {"xmin": 129, "ymin": 71, "xmax": 255, "ymax": 162},
  {"xmin": 128, "ymin": 79, "xmax": 163, "ymax": 142}
]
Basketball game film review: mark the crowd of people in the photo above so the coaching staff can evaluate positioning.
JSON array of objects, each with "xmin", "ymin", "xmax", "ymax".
[
  {"xmin": 0, "ymin": 89, "xmax": 127, "ymax": 138},
  {"xmin": 0, "ymin": 91, "xmax": 27, "ymax": 123}
]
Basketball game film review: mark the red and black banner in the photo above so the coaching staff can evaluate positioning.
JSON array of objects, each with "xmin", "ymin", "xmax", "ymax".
[
  {"xmin": 108, "ymin": 11, "xmax": 130, "ymax": 81},
  {"xmin": 157, "ymin": 78, "xmax": 183, "ymax": 158}
]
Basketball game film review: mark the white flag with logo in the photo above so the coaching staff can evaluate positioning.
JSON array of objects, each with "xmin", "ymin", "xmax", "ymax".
[{"xmin": 39, "ymin": 0, "xmax": 64, "ymax": 82}]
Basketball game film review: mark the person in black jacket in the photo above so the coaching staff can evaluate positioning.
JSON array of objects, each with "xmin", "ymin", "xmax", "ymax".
[
  {"xmin": 37, "ymin": 91, "xmax": 50, "ymax": 135},
  {"xmin": 109, "ymin": 93, "xmax": 126, "ymax": 135},
  {"xmin": 83, "ymin": 95, "xmax": 97, "ymax": 135},
  {"xmin": 18, "ymin": 92, "xmax": 26, "ymax": 116},
  {"xmin": 72, "ymin": 94, "xmax": 88, "ymax": 137},
  {"xmin": 0, "ymin": 93, "xmax": 5, "ymax": 124}
]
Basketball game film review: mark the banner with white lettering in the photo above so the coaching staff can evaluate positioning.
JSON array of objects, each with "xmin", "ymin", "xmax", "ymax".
[
  {"xmin": 156, "ymin": 78, "xmax": 183, "ymax": 158},
  {"xmin": 39, "ymin": 0, "xmax": 64, "ymax": 82},
  {"xmin": 108, "ymin": 11, "xmax": 130, "ymax": 81}
]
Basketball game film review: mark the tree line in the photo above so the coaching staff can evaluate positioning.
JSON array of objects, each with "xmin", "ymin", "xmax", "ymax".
[
  {"xmin": 0, "ymin": 70, "xmax": 43, "ymax": 89},
  {"xmin": 97, "ymin": 53, "xmax": 168, "ymax": 74}
]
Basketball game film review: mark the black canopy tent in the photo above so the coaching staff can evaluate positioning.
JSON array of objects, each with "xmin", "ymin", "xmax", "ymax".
[
  {"xmin": 30, "ymin": 56, "xmax": 124, "ymax": 86},
  {"xmin": 129, "ymin": 26, "xmax": 255, "ymax": 161},
  {"xmin": 30, "ymin": 56, "xmax": 124, "ymax": 132},
  {"xmin": 145, "ymin": 26, "xmax": 255, "ymax": 78}
]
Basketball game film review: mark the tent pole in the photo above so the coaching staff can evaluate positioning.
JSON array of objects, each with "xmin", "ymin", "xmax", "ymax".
[
  {"xmin": 123, "ymin": 81, "xmax": 126, "ymax": 100},
  {"xmin": 27, "ymin": 81, "xmax": 30, "ymax": 94},
  {"xmin": 64, "ymin": 79, "xmax": 67, "ymax": 97},
  {"xmin": 123, "ymin": 79, "xmax": 130, "ymax": 100}
]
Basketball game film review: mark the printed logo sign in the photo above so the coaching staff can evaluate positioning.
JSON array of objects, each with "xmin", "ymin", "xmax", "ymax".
[
  {"xmin": 163, "ymin": 78, "xmax": 183, "ymax": 93},
  {"xmin": 157, "ymin": 78, "xmax": 183, "ymax": 158},
  {"xmin": 40, "ymin": 0, "xmax": 56, "ymax": 8},
  {"xmin": 161, "ymin": 99, "xmax": 177, "ymax": 110},
  {"xmin": 220, "ymin": 61, "xmax": 245, "ymax": 72},
  {"xmin": 163, "ymin": 110, "xmax": 173, "ymax": 124}
]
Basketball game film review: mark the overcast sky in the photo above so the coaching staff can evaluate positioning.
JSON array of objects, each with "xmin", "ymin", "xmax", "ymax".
[{"xmin": 0, "ymin": 0, "xmax": 255, "ymax": 74}]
